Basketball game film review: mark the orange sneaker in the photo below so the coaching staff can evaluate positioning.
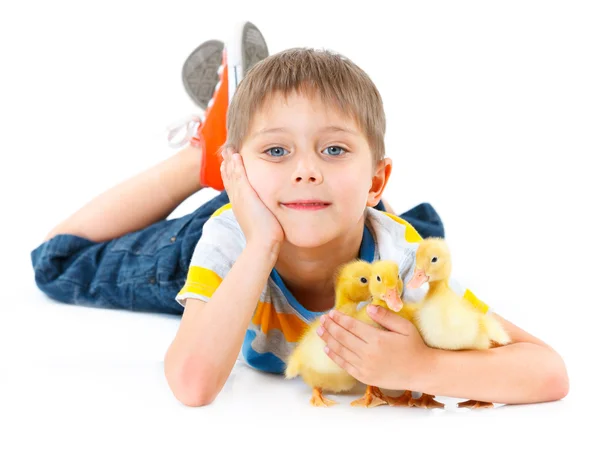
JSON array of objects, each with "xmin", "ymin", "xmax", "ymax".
[
  {"xmin": 191, "ymin": 50, "xmax": 229, "ymax": 191},
  {"xmin": 168, "ymin": 22, "xmax": 268, "ymax": 191},
  {"xmin": 167, "ymin": 45, "xmax": 229, "ymax": 191}
]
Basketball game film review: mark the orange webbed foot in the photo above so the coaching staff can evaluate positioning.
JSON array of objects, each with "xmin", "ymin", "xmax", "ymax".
[
  {"xmin": 457, "ymin": 399, "xmax": 494, "ymax": 409},
  {"xmin": 408, "ymin": 393, "xmax": 444, "ymax": 409},
  {"xmin": 351, "ymin": 385, "xmax": 388, "ymax": 408},
  {"xmin": 310, "ymin": 387, "xmax": 337, "ymax": 407},
  {"xmin": 384, "ymin": 390, "xmax": 413, "ymax": 407}
]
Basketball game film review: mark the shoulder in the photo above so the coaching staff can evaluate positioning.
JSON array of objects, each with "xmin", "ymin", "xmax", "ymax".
[
  {"xmin": 365, "ymin": 207, "xmax": 423, "ymax": 244},
  {"xmin": 365, "ymin": 208, "xmax": 423, "ymax": 289},
  {"xmin": 189, "ymin": 203, "xmax": 246, "ymax": 266},
  {"xmin": 198, "ymin": 203, "xmax": 245, "ymax": 245},
  {"xmin": 204, "ymin": 203, "xmax": 242, "ymax": 232}
]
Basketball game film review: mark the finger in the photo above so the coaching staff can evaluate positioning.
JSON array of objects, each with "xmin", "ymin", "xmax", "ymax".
[
  {"xmin": 231, "ymin": 153, "xmax": 243, "ymax": 180},
  {"xmin": 220, "ymin": 155, "xmax": 229, "ymax": 183},
  {"xmin": 227, "ymin": 150, "xmax": 236, "ymax": 181},
  {"xmin": 318, "ymin": 323, "xmax": 362, "ymax": 367},
  {"xmin": 323, "ymin": 345, "xmax": 360, "ymax": 379},
  {"xmin": 366, "ymin": 305, "xmax": 412, "ymax": 335},
  {"xmin": 220, "ymin": 148, "xmax": 232, "ymax": 182},
  {"xmin": 327, "ymin": 310, "xmax": 378, "ymax": 344}
]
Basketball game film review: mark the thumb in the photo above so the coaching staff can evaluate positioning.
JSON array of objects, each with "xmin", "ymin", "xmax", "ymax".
[{"xmin": 367, "ymin": 305, "xmax": 413, "ymax": 335}]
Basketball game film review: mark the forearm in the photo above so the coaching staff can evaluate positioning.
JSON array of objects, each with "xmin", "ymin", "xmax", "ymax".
[
  {"xmin": 416, "ymin": 342, "xmax": 569, "ymax": 405},
  {"xmin": 166, "ymin": 241, "xmax": 279, "ymax": 405}
]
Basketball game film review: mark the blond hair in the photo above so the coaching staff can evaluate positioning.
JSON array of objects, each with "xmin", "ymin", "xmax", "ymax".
[{"xmin": 226, "ymin": 48, "xmax": 386, "ymax": 163}]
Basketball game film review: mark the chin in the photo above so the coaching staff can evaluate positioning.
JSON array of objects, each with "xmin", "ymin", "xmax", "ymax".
[{"xmin": 281, "ymin": 225, "xmax": 338, "ymax": 248}]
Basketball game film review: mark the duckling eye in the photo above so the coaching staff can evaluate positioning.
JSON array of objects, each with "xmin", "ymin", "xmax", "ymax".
[
  {"xmin": 376, "ymin": 275, "xmax": 381, "ymax": 282},
  {"xmin": 431, "ymin": 256, "xmax": 438, "ymax": 263},
  {"xmin": 360, "ymin": 277, "xmax": 368, "ymax": 284}
]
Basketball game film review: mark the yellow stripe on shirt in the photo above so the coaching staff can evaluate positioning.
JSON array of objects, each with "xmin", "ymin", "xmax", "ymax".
[
  {"xmin": 380, "ymin": 212, "xmax": 423, "ymax": 243},
  {"xmin": 177, "ymin": 266, "xmax": 223, "ymax": 299},
  {"xmin": 211, "ymin": 203, "xmax": 232, "ymax": 218},
  {"xmin": 179, "ymin": 264, "xmax": 311, "ymax": 341},
  {"xmin": 463, "ymin": 288, "xmax": 490, "ymax": 314}
]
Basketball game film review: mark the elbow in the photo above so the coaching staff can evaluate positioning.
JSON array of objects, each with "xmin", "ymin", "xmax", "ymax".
[
  {"xmin": 545, "ymin": 371, "xmax": 570, "ymax": 402},
  {"xmin": 173, "ymin": 380, "xmax": 218, "ymax": 408},
  {"xmin": 164, "ymin": 350, "xmax": 220, "ymax": 407},
  {"xmin": 180, "ymin": 390, "xmax": 217, "ymax": 408},
  {"xmin": 542, "ymin": 355, "xmax": 570, "ymax": 402}
]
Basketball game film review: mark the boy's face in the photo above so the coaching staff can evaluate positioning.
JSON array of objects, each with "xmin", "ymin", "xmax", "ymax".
[{"xmin": 239, "ymin": 90, "xmax": 388, "ymax": 248}]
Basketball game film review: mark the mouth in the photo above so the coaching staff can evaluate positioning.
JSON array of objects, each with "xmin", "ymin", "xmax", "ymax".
[
  {"xmin": 281, "ymin": 200, "xmax": 331, "ymax": 211},
  {"xmin": 383, "ymin": 287, "xmax": 403, "ymax": 312},
  {"xmin": 406, "ymin": 269, "xmax": 429, "ymax": 289}
]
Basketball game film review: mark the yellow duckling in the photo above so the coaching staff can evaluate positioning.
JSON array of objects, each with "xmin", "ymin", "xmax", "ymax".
[
  {"xmin": 284, "ymin": 260, "xmax": 372, "ymax": 407},
  {"xmin": 348, "ymin": 259, "xmax": 406, "ymax": 407},
  {"xmin": 360, "ymin": 260, "xmax": 441, "ymax": 408},
  {"xmin": 406, "ymin": 237, "xmax": 511, "ymax": 408}
]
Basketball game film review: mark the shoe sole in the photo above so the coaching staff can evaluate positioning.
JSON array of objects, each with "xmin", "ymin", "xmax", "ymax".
[
  {"xmin": 228, "ymin": 21, "xmax": 269, "ymax": 103},
  {"xmin": 181, "ymin": 39, "xmax": 225, "ymax": 110}
]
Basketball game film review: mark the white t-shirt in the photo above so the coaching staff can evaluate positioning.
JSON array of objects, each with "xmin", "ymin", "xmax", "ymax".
[{"xmin": 176, "ymin": 204, "xmax": 491, "ymax": 374}]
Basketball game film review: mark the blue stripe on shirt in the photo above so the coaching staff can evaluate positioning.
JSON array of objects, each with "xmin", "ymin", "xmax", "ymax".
[{"xmin": 242, "ymin": 329, "xmax": 286, "ymax": 374}]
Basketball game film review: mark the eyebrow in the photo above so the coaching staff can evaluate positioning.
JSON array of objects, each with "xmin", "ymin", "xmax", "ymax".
[{"xmin": 250, "ymin": 125, "xmax": 360, "ymax": 139}]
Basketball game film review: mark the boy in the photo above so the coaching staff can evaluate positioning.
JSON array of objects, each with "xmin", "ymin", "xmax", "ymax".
[{"xmin": 32, "ymin": 25, "xmax": 568, "ymax": 408}]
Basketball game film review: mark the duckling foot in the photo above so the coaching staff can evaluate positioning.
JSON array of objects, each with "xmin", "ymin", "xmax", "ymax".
[
  {"xmin": 457, "ymin": 399, "xmax": 494, "ymax": 409},
  {"xmin": 408, "ymin": 393, "xmax": 444, "ymax": 409},
  {"xmin": 384, "ymin": 390, "xmax": 413, "ymax": 407},
  {"xmin": 310, "ymin": 387, "xmax": 337, "ymax": 407},
  {"xmin": 351, "ymin": 386, "xmax": 388, "ymax": 408}
]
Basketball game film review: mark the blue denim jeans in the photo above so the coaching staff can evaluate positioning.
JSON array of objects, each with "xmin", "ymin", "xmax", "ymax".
[{"xmin": 30, "ymin": 192, "xmax": 444, "ymax": 315}]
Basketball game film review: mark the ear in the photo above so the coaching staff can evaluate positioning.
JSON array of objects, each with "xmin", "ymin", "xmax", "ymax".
[{"xmin": 367, "ymin": 158, "xmax": 392, "ymax": 207}]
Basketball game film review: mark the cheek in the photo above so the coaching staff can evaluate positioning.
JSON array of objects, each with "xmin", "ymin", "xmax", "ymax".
[
  {"xmin": 244, "ymin": 160, "xmax": 280, "ymax": 202},
  {"xmin": 333, "ymin": 169, "xmax": 373, "ymax": 201}
]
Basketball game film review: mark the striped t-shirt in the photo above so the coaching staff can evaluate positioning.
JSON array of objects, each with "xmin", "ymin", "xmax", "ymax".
[{"xmin": 175, "ymin": 204, "xmax": 490, "ymax": 374}]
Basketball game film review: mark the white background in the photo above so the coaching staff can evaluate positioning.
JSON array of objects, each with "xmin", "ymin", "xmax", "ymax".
[{"xmin": 0, "ymin": 0, "xmax": 598, "ymax": 456}]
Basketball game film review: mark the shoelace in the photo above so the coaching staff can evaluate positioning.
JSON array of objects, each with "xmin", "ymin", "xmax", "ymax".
[
  {"xmin": 166, "ymin": 114, "xmax": 203, "ymax": 148},
  {"xmin": 166, "ymin": 61, "xmax": 226, "ymax": 148}
]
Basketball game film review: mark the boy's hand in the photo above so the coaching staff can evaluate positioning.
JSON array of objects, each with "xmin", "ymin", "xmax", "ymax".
[
  {"xmin": 221, "ymin": 147, "xmax": 284, "ymax": 252},
  {"xmin": 317, "ymin": 305, "xmax": 433, "ymax": 390}
]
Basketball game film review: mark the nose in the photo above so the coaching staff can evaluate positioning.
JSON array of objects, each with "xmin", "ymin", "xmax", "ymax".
[{"xmin": 292, "ymin": 153, "xmax": 323, "ymax": 185}]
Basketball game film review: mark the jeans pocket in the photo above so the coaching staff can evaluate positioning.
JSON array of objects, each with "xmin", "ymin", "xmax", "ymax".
[{"xmin": 109, "ymin": 215, "xmax": 193, "ymax": 257}]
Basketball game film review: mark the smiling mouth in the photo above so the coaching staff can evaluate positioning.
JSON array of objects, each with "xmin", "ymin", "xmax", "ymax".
[{"xmin": 281, "ymin": 201, "xmax": 331, "ymax": 210}]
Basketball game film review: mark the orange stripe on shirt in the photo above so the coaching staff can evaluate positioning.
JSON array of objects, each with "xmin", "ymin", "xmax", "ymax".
[
  {"xmin": 252, "ymin": 301, "xmax": 308, "ymax": 343},
  {"xmin": 180, "ymin": 265, "xmax": 310, "ymax": 341}
]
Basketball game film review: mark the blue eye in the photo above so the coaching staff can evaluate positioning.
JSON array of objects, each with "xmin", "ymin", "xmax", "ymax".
[
  {"xmin": 323, "ymin": 146, "xmax": 346, "ymax": 156},
  {"xmin": 266, "ymin": 147, "xmax": 289, "ymax": 157}
]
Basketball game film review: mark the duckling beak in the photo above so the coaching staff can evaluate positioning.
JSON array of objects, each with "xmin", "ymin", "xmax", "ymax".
[
  {"xmin": 407, "ymin": 269, "xmax": 429, "ymax": 289},
  {"xmin": 384, "ymin": 287, "xmax": 403, "ymax": 312}
]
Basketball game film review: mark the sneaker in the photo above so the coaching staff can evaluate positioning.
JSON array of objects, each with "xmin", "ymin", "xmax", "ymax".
[
  {"xmin": 181, "ymin": 39, "xmax": 224, "ymax": 110},
  {"xmin": 226, "ymin": 21, "xmax": 269, "ymax": 104},
  {"xmin": 167, "ymin": 22, "xmax": 269, "ymax": 191},
  {"xmin": 166, "ymin": 48, "xmax": 229, "ymax": 190}
]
